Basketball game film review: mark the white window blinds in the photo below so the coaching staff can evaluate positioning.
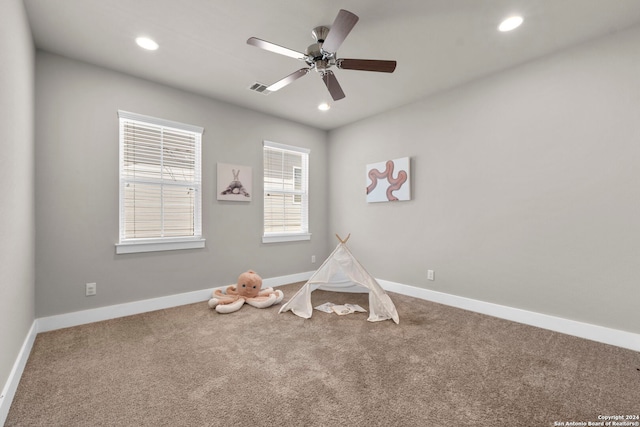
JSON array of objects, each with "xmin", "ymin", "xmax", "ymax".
[
  {"xmin": 118, "ymin": 111, "xmax": 203, "ymax": 249},
  {"xmin": 263, "ymin": 141, "xmax": 310, "ymax": 242}
]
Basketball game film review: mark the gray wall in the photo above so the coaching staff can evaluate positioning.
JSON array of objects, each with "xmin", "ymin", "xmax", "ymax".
[
  {"xmin": 328, "ymin": 25, "xmax": 640, "ymax": 333},
  {"xmin": 0, "ymin": 0, "xmax": 35, "ymax": 392},
  {"xmin": 35, "ymin": 52, "xmax": 329, "ymax": 317}
]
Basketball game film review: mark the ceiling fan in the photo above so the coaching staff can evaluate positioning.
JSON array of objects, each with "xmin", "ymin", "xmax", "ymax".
[{"xmin": 247, "ymin": 9, "xmax": 397, "ymax": 101}]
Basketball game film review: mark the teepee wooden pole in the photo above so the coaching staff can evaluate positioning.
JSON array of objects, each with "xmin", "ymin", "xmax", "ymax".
[{"xmin": 335, "ymin": 233, "xmax": 351, "ymax": 244}]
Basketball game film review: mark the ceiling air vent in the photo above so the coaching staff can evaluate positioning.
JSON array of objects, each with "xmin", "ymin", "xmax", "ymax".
[{"xmin": 248, "ymin": 82, "xmax": 271, "ymax": 95}]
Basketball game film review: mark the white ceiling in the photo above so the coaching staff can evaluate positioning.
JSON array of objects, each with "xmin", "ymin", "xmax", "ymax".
[{"xmin": 23, "ymin": 0, "xmax": 640, "ymax": 130}]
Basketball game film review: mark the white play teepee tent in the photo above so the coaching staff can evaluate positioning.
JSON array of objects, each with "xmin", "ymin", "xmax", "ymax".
[{"xmin": 279, "ymin": 234, "xmax": 399, "ymax": 323}]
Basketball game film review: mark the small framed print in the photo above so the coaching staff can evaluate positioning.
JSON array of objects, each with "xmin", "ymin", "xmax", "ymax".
[{"xmin": 217, "ymin": 163, "xmax": 252, "ymax": 201}]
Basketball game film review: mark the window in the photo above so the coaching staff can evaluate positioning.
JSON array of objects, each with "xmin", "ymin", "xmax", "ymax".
[
  {"xmin": 116, "ymin": 111, "xmax": 205, "ymax": 254},
  {"xmin": 263, "ymin": 141, "xmax": 310, "ymax": 243}
]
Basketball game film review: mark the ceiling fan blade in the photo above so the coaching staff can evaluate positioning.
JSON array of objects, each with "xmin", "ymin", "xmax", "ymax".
[
  {"xmin": 337, "ymin": 59, "xmax": 397, "ymax": 73},
  {"xmin": 321, "ymin": 9, "xmax": 359, "ymax": 53},
  {"xmin": 247, "ymin": 37, "xmax": 306, "ymax": 60},
  {"xmin": 321, "ymin": 71, "xmax": 345, "ymax": 101},
  {"xmin": 267, "ymin": 68, "xmax": 310, "ymax": 92}
]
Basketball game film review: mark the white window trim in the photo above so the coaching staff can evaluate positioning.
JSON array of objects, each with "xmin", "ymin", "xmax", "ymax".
[
  {"xmin": 117, "ymin": 110, "xmax": 205, "ymax": 254},
  {"xmin": 118, "ymin": 110, "xmax": 204, "ymax": 134},
  {"xmin": 262, "ymin": 233, "xmax": 311, "ymax": 244},
  {"xmin": 262, "ymin": 140, "xmax": 310, "ymax": 244},
  {"xmin": 116, "ymin": 238, "xmax": 206, "ymax": 254}
]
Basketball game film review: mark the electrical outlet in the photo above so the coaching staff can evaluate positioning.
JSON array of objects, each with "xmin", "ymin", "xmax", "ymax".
[
  {"xmin": 427, "ymin": 270, "xmax": 435, "ymax": 281},
  {"xmin": 86, "ymin": 282, "xmax": 97, "ymax": 296},
  {"xmin": 311, "ymin": 255, "xmax": 316, "ymax": 263}
]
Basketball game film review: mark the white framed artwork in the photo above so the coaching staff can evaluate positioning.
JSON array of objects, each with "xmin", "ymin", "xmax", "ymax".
[
  {"xmin": 366, "ymin": 157, "xmax": 411, "ymax": 203},
  {"xmin": 217, "ymin": 163, "xmax": 252, "ymax": 201}
]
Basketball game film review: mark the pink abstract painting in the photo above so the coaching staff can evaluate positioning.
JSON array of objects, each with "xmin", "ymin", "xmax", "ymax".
[{"xmin": 366, "ymin": 157, "xmax": 411, "ymax": 203}]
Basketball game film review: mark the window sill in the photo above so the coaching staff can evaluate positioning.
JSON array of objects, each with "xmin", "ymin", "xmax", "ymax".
[
  {"xmin": 262, "ymin": 233, "xmax": 311, "ymax": 244},
  {"xmin": 116, "ymin": 238, "xmax": 206, "ymax": 254}
]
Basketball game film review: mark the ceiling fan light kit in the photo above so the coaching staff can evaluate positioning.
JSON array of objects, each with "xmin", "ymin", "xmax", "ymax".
[{"xmin": 247, "ymin": 9, "xmax": 397, "ymax": 101}]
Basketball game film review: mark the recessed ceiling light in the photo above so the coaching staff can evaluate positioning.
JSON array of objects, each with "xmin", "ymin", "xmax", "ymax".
[
  {"xmin": 498, "ymin": 16, "xmax": 523, "ymax": 32},
  {"xmin": 135, "ymin": 37, "xmax": 159, "ymax": 51},
  {"xmin": 318, "ymin": 103, "xmax": 330, "ymax": 111}
]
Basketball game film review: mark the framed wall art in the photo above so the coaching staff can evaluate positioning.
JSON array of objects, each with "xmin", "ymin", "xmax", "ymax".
[
  {"xmin": 366, "ymin": 157, "xmax": 411, "ymax": 203},
  {"xmin": 217, "ymin": 163, "xmax": 252, "ymax": 201}
]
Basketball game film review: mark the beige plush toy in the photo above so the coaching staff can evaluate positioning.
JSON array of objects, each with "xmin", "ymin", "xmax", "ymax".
[{"xmin": 208, "ymin": 270, "xmax": 284, "ymax": 314}]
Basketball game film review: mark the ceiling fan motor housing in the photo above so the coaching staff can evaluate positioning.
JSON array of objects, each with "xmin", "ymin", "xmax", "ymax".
[
  {"xmin": 305, "ymin": 43, "xmax": 322, "ymax": 59},
  {"xmin": 308, "ymin": 26, "xmax": 336, "ymax": 72},
  {"xmin": 306, "ymin": 44, "xmax": 332, "ymax": 72}
]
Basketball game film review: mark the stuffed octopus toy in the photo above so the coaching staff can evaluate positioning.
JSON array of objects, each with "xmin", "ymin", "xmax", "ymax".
[{"xmin": 208, "ymin": 270, "xmax": 284, "ymax": 314}]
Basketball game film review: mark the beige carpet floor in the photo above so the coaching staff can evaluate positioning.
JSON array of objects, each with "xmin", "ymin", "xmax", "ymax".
[{"xmin": 6, "ymin": 282, "xmax": 640, "ymax": 426}]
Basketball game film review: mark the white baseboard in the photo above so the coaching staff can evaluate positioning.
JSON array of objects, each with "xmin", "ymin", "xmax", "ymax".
[
  {"xmin": 2, "ymin": 271, "xmax": 637, "ymax": 424},
  {"xmin": 262, "ymin": 271, "xmax": 314, "ymax": 288},
  {"xmin": 38, "ymin": 271, "xmax": 637, "ymax": 350},
  {"xmin": 37, "ymin": 288, "xmax": 212, "ymax": 333},
  {"xmin": 0, "ymin": 320, "xmax": 38, "ymax": 426},
  {"xmin": 378, "ymin": 279, "xmax": 640, "ymax": 352},
  {"xmin": 37, "ymin": 271, "xmax": 314, "ymax": 333}
]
